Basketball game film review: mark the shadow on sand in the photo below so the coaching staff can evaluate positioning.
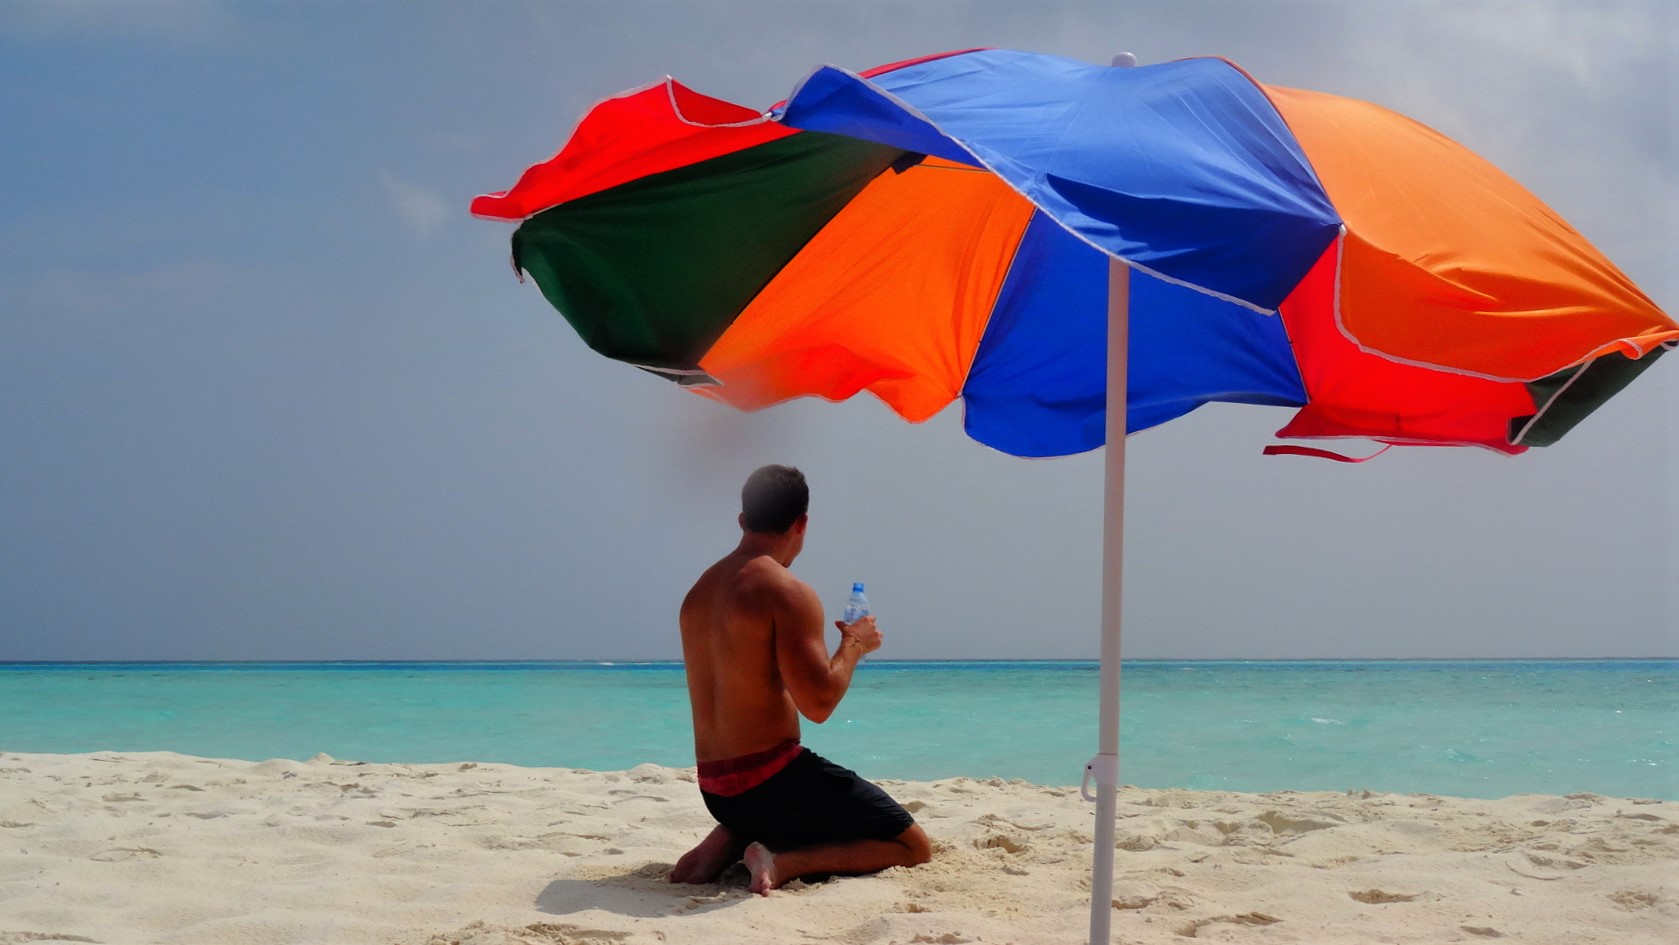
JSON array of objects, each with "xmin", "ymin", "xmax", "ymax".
[{"xmin": 536, "ymin": 861, "xmax": 758, "ymax": 919}]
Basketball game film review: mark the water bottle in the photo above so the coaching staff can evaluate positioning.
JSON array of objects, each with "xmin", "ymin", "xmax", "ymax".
[{"xmin": 842, "ymin": 582, "xmax": 870, "ymax": 624}]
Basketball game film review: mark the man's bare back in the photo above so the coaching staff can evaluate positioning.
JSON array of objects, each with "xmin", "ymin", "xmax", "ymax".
[
  {"xmin": 680, "ymin": 544, "xmax": 876, "ymax": 763},
  {"xmin": 668, "ymin": 465, "xmax": 929, "ymax": 893},
  {"xmin": 680, "ymin": 550, "xmax": 807, "ymax": 763}
]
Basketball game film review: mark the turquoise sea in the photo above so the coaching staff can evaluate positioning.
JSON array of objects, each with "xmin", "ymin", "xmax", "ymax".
[{"xmin": 2, "ymin": 660, "xmax": 1673, "ymax": 800}]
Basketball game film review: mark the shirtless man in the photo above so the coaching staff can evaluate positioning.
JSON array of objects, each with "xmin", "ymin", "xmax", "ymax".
[{"xmin": 668, "ymin": 465, "xmax": 932, "ymax": 894}]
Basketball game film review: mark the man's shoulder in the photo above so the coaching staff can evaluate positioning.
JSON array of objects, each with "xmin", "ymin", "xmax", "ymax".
[
  {"xmin": 737, "ymin": 556, "xmax": 816, "ymax": 602},
  {"xmin": 736, "ymin": 554, "xmax": 791, "ymax": 587}
]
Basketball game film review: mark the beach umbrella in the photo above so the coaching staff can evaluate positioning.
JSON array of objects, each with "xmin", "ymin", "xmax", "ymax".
[{"xmin": 472, "ymin": 48, "xmax": 1675, "ymax": 944}]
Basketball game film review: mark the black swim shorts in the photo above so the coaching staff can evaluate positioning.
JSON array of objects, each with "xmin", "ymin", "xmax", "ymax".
[{"xmin": 701, "ymin": 747, "xmax": 914, "ymax": 850}]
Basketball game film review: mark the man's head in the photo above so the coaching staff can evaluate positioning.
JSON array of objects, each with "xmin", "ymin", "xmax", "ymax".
[{"xmin": 740, "ymin": 464, "xmax": 808, "ymax": 534}]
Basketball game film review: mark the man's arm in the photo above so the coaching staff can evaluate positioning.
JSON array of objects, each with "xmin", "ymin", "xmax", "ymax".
[{"xmin": 773, "ymin": 578, "xmax": 881, "ymax": 724}]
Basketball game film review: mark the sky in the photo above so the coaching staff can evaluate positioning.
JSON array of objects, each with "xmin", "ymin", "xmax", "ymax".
[{"xmin": 1, "ymin": 0, "xmax": 1674, "ymax": 662}]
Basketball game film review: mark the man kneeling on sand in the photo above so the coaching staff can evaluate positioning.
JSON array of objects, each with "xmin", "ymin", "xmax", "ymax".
[{"xmin": 669, "ymin": 465, "xmax": 932, "ymax": 894}]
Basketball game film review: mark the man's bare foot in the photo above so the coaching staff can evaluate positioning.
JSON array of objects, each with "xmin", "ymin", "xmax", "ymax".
[
  {"xmin": 669, "ymin": 825, "xmax": 743, "ymax": 884},
  {"xmin": 744, "ymin": 842, "xmax": 781, "ymax": 895}
]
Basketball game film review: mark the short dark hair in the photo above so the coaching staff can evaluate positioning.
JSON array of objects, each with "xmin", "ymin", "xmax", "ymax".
[{"xmin": 741, "ymin": 464, "xmax": 808, "ymax": 533}]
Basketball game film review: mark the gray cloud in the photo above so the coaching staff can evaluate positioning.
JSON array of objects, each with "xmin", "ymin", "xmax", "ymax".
[
  {"xmin": 0, "ymin": 0, "xmax": 242, "ymax": 43},
  {"xmin": 378, "ymin": 169, "xmax": 450, "ymax": 237}
]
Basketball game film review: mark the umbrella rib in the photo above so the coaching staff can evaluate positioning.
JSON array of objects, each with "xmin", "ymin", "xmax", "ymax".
[{"xmin": 663, "ymin": 79, "xmax": 778, "ymax": 130}]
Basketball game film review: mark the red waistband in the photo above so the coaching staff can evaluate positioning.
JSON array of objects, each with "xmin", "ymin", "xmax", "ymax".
[{"xmin": 696, "ymin": 738, "xmax": 802, "ymax": 797}]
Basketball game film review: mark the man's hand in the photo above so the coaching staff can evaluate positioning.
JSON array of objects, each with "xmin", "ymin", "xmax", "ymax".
[{"xmin": 835, "ymin": 614, "xmax": 882, "ymax": 655}]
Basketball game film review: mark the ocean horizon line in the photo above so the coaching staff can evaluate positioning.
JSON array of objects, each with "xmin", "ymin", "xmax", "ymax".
[{"xmin": 5, "ymin": 656, "xmax": 1674, "ymax": 668}]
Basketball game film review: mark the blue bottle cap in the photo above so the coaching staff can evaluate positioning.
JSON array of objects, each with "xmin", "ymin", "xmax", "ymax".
[{"xmin": 852, "ymin": 582, "xmax": 865, "ymax": 593}]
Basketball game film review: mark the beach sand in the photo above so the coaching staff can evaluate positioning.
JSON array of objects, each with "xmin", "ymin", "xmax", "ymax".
[{"xmin": 0, "ymin": 751, "xmax": 1673, "ymax": 944}]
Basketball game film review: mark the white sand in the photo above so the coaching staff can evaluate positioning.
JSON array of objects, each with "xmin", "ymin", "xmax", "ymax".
[{"xmin": 0, "ymin": 751, "xmax": 1673, "ymax": 944}]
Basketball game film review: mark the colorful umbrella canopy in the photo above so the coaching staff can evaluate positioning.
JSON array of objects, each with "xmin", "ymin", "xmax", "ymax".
[
  {"xmin": 475, "ymin": 47, "xmax": 1674, "ymax": 945},
  {"xmin": 473, "ymin": 48, "xmax": 1675, "ymax": 460}
]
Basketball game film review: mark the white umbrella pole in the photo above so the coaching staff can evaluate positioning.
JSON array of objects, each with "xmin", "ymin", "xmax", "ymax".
[{"xmin": 1086, "ymin": 256, "xmax": 1130, "ymax": 945}]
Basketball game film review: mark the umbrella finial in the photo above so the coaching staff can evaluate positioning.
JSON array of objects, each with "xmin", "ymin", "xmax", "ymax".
[{"xmin": 1111, "ymin": 52, "xmax": 1138, "ymax": 68}]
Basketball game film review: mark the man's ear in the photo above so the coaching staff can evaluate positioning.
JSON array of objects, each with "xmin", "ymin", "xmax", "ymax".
[
  {"xmin": 792, "ymin": 513, "xmax": 809, "ymax": 534},
  {"xmin": 738, "ymin": 512, "xmax": 747, "ymax": 531}
]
